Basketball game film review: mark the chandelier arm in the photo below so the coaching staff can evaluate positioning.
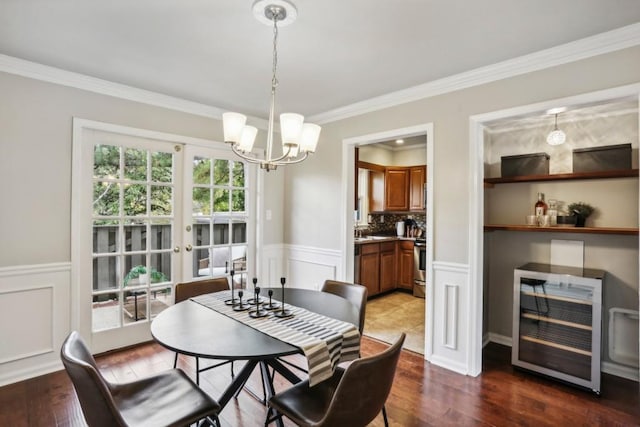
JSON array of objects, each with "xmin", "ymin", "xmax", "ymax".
[
  {"xmin": 273, "ymin": 151, "xmax": 309, "ymax": 166},
  {"xmin": 229, "ymin": 144, "xmax": 264, "ymax": 165},
  {"xmin": 265, "ymin": 144, "xmax": 293, "ymax": 164}
]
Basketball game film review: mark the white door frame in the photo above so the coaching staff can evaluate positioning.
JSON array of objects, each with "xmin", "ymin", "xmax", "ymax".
[
  {"xmin": 468, "ymin": 82, "xmax": 640, "ymax": 377},
  {"xmin": 341, "ymin": 123, "xmax": 434, "ymax": 359}
]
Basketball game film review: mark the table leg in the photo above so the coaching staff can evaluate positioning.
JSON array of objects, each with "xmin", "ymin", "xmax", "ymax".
[
  {"xmin": 217, "ymin": 359, "xmax": 258, "ymax": 409},
  {"xmin": 260, "ymin": 361, "xmax": 284, "ymax": 427},
  {"xmin": 134, "ymin": 293, "xmax": 139, "ymax": 321}
]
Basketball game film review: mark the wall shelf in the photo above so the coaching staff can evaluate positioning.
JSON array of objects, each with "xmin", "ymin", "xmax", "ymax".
[
  {"xmin": 484, "ymin": 169, "xmax": 638, "ymax": 187},
  {"xmin": 484, "ymin": 224, "xmax": 638, "ymax": 235}
]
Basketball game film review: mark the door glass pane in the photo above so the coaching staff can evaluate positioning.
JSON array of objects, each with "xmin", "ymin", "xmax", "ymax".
[
  {"xmin": 150, "ymin": 222, "xmax": 172, "ymax": 250},
  {"xmin": 232, "ymin": 220, "xmax": 247, "ymax": 243},
  {"xmin": 93, "ymin": 182, "xmax": 120, "ymax": 216},
  {"xmin": 124, "ymin": 148, "xmax": 147, "ymax": 181},
  {"xmin": 93, "ymin": 223, "xmax": 118, "ymax": 254},
  {"xmin": 152, "ymin": 152, "xmax": 173, "ymax": 183},
  {"xmin": 92, "ymin": 292, "xmax": 120, "ymax": 331},
  {"xmin": 232, "ymin": 189, "xmax": 245, "ymax": 212},
  {"xmin": 151, "ymin": 185, "xmax": 172, "ymax": 215},
  {"xmin": 92, "ymin": 256, "xmax": 118, "ymax": 291},
  {"xmin": 232, "ymin": 161, "xmax": 245, "ymax": 185},
  {"xmin": 193, "ymin": 157, "xmax": 211, "ymax": 185},
  {"xmin": 93, "ymin": 145, "xmax": 120, "ymax": 178},
  {"xmin": 192, "ymin": 188, "xmax": 210, "ymax": 215},
  {"xmin": 214, "ymin": 189, "xmax": 229, "ymax": 212},
  {"xmin": 213, "ymin": 220, "xmax": 229, "ymax": 245},
  {"xmin": 123, "ymin": 184, "xmax": 147, "ymax": 216},
  {"xmin": 214, "ymin": 159, "xmax": 229, "ymax": 185},
  {"xmin": 124, "ymin": 224, "xmax": 147, "ymax": 252}
]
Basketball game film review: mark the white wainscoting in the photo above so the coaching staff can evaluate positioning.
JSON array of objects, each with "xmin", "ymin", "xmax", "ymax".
[
  {"xmin": 429, "ymin": 261, "xmax": 471, "ymax": 375},
  {"xmin": 0, "ymin": 263, "xmax": 71, "ymax": 386},
  {"xmin": 261, "ymin": 244, "xmax": 342, "ymax": 291}
]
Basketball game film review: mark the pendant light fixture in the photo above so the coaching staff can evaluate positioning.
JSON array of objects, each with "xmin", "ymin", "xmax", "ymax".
[
  {"xmin": 222, "ymin": 0, "xmax": 321, "ymax": 172},
  {"xmin": 546, "ymin": 113, "xmax": 566, "ymax": 146}
]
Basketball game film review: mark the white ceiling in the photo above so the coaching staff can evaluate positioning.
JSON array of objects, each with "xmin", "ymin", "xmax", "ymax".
[{"xmin": 1, "ymin": 0, "xmax": 639, "ymax": 121}]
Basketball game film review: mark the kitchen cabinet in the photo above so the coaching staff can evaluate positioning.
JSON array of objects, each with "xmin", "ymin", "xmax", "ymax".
[
  {"xmin": 359, "ymin": 243, "xmax": 380, "ymax": 296},
  {"xmin": 409, "ymin": 166, "xmax": 426, "ymax": 211},
  {"xmin": 384, "ymin": 168, "xmax": 410, "ymax": 211},
  {"xmin": 379, "ymin": 242, "xmax": 396, "ymax": 293},
  {"xmin": 384, "ymin": 165, "xmax": 426, "ymax": 212},
  {"xmin": 397, "ymin": 240, "xmax": 414, "ymax": 290},
  {"xmin": 513, "ymin": 263, "xmax": 603, "ymax": 394}
]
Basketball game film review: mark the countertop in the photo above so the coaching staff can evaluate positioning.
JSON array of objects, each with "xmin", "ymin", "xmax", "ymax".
[{"xmin": 354, "ymin": 236, "xmax": 418, "ymax": 244}]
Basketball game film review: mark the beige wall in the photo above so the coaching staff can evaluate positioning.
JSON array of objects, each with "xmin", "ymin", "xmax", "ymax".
[
  {"xmin": 0, "ymin": 71, "xmax": 283, "ymax": 268},
  {"xmin": 283, "ymin": 46, "xmax": 640, "ymax": 263}
]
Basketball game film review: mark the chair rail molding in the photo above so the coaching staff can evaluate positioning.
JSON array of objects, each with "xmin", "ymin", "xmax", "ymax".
[{"xmin": 0, "ymin": 262, "xmax": 71, "ymax": 386}]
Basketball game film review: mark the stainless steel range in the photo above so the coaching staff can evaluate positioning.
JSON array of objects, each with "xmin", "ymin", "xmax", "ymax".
[{"xmin": 413, "ymin": 238, "xmax": 426, "ymax": 298}]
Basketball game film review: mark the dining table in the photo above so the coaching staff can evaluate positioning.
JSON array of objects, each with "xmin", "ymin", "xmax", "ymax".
[{"xmin": 150, "ymin": 287, "xmax": 360, "ymax": 425}]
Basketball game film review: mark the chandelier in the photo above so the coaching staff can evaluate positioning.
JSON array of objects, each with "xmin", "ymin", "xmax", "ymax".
[{"xmin": 222, "ymin": 0, "xmax": 321, "ymax": 172}]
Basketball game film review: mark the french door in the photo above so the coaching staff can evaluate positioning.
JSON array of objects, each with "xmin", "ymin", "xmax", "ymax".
[{"xmin": 73, "ymin": 121, "xmax": 255, "ymax": 352}]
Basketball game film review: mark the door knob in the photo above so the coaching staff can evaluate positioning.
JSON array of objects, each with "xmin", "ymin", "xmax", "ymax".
[
  {"xmin": 173, "ymin": 246, "xmax": 180, "ymax": 253},
  {"xmin": 185, "ymin": 244, "xmax": 193, "ymax": 252}
]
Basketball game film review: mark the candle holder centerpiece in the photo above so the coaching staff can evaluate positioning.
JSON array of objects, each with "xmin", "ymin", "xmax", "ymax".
[
  {"xmin": 274, "ymin": 277, "xmax": 293, "ymax": 318},
  {"xmin": 248, "ymin": 286, "xmax": 269, "ymax": 318},
  {"xmin": 233, "ymin": 290, "xmax": 250, "ymax": 312},
  {"xmin": 264, "ymin": 288, "xmax": 280, "ymax": 310},
  {"xmin": 247, "ymin": 277, "xmax": 264, "ymax": 305},
  {"xmin": 224, "ymin": 270, "xmax": 241, "ymax": 306}
]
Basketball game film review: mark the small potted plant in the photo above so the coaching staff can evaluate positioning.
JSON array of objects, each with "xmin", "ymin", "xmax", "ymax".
[
  {"xmin": 568, "ymin": 202, "xmax": 595, "ymax": 227},
  {"xmin": 124, "ymin": 265, "xmax": 168, "ymax": 286}
]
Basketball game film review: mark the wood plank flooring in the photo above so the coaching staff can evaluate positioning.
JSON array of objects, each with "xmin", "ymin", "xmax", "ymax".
[{"xmin": 1, "ymin": 338, "xmax": 638, "ymax": 426}]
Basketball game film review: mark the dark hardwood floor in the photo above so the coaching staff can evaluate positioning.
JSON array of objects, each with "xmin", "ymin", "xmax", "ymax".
[{"xmin": 1, "ymin": 337, "xmax": 638, "ymax": 426}]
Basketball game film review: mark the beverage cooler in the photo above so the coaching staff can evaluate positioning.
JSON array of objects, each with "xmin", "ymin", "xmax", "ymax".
[{"xmin": 512, "ymin": 263, "xmax": 604, "ymax": 394}]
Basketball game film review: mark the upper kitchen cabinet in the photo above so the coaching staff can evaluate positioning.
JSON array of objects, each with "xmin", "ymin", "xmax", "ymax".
[
  {"xmin": 384, "ymin": 167, "xmax": 410, "ymax": 211},
  {"xmin": 384, "ymin": 165, "xmax": 427, "ymax": 212},
  {"xmin": 409, "ymin": 165, "xmax": 426, "ymax": 211}
]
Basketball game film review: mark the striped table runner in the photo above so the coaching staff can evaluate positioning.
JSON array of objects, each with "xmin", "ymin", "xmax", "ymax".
[{"xmin": 191, "ymin": 290, "xmax": 360, "ymax": 386}]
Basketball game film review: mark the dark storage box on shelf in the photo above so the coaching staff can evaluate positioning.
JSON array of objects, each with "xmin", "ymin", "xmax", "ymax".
[
  {"xmin": 501, "ymin": 152, "xmax": 550, "ymax": 177},
  {"xmin": 572, "ymin": 143, "xmax": 631, "ymax": 173}
]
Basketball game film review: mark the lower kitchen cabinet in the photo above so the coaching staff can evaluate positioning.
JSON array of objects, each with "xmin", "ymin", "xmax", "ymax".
[
  {"xmin": 360, "ymin": 243, "xmax": 380, "ymax": 296},
  {"xmin": 397, "ymin": 240, "xmax": 414, "ymax": 290},
  {"xmin": 379, "ymin": 242, "xmax": 396, "ymax": 293}
]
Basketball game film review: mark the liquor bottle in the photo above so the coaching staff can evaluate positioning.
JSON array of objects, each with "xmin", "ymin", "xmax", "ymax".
[{"xmin": 534, "ymin": 193, "xmax": 547, "ymax": 217}]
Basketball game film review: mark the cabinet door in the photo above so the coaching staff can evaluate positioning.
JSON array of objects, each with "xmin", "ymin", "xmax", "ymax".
[
  {"xmin": 409, "ymin": 166, "xmax": 426, "ymax": 211},
  {"xmin": 379, "ymin": 248, "xmax": 396, "ymax": 293},
  {"xmin": 369, "ymin": 170, "xmax": 385, "ymax": 212},
  {"xmin": 384, "ymin": 168, "xmax": 409, "ymax": 211},
  {"xmin": 360, "ymin": 245, "xmax": 380, "ymax": 296},
  {"xmin": 397, "ymin": 246, "xmax": 414, "ymax": 290}
]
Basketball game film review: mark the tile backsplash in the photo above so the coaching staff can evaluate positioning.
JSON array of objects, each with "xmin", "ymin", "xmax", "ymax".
[{"xmin": 362, "ymin": 213, "xmax": 426, "ymax": 236}]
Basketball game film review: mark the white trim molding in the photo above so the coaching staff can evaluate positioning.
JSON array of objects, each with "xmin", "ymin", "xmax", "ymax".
[
  {"xmin": 261, "ymin": 244, "xmax": 342, "ymax": 290},
  {"xmin": 0, "ymin": 263, "xmax": 71, "ymax": 386}
]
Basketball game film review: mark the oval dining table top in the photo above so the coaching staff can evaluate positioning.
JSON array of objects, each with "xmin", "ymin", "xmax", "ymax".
[{"xmin": 151, "ymin": 287, "xmax": 360, "ymax": 361}]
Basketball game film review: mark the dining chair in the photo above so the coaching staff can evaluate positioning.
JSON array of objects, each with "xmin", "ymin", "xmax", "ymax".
[
  {"xmin": 61, "ymin": 331, "xmax": 221, "ymax": 427},
  {"xmin": 266, "ymin": 333, "xmax": 405, "ymax": 427},
  {"xmin": 174, "ymin": 277, "xmax": 232, "ymax": 385},
  {"xmin": 276, "ymin": 280, "xmax": 368, "ymax": 376},
  {"xmin": 320, "ymin": 280, "xmax": 368, "ymax": 334}
]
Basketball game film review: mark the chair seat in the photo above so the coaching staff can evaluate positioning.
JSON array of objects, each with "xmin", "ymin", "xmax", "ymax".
[
  {"xmin": 112, "ymin": 369, "xmax": 220, "ymax": 427},
  {"xmin": 268, "ymin": 367, "xmax": 344, "ymax": 427}
]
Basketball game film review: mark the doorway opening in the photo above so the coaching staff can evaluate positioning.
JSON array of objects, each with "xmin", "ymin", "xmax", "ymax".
[{"xmin": 341, "ymin": 123, "xmax": 434, "ymax": 358}]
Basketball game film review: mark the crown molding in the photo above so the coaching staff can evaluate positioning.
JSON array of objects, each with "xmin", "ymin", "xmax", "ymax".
[
  {"xmin": 1, "ymin": 23, "xmax": 638, "ymax": 129},
  {"xmin": 0, "ymin": 53, "xmax": 268, "ymax": 129},
  {"xmin": 308, "ymin": 23, "xmax": 640, "ymax": 125}
]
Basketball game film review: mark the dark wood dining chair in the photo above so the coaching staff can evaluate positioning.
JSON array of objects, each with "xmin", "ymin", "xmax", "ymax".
[
  {"xmin": 60, "ymin": 331, "xmax": 221, "ymax": 427},
  {"xmin": 174, "ymin": 277, "xmax": 231, "ymax": 384},
  {"xmin": 266, "ymin": 333, "xmax": 405, "ymax": 427}
]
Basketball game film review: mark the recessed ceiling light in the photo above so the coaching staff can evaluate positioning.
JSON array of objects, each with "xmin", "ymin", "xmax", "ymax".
[
  {"xmin": 546, "ymin": 107, "xmax": 567, "ymax": 115},
  {"xmin": 395, "ymin": 139, "xmax": 404, "ymax": 144}
]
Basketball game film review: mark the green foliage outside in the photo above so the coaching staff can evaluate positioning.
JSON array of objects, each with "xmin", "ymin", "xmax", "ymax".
[{"xmin": 93, "ymin": 146, "xmax": 246, "ymax": 221}]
